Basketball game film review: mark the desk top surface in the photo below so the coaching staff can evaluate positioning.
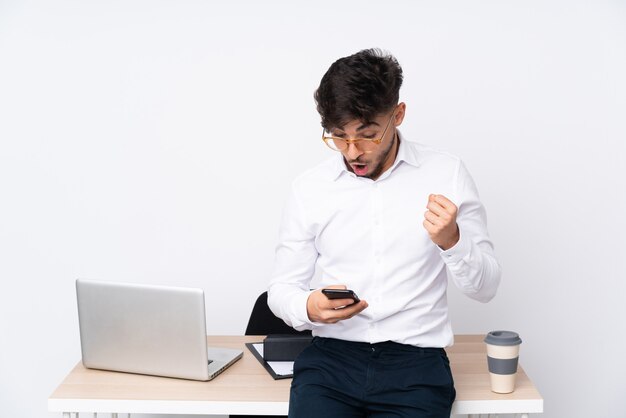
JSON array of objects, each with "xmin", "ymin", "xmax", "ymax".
[{"xmin": 49, "ymin": 335, "xmax": 542, "ymax": 413}]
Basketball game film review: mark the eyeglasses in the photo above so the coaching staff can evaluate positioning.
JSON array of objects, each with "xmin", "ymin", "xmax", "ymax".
[{"xmin": 322, "ymin": 108, "xmax": 397, "ymax": 153}]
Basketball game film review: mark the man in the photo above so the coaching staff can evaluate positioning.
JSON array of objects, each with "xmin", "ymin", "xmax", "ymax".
[{"xmin": 268, "ymin": 49, "xmax": 501, "ymax": 418}]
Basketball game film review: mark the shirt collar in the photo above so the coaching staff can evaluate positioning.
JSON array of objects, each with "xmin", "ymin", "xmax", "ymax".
[{"xmin": 330, "ymin": 130, "xmax": 421, "ymax": 182}]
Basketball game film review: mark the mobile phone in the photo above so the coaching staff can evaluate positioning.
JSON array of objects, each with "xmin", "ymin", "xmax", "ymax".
[{"xmin": 321, "ymin": 289, "xmax": 360, "ymax": 304}]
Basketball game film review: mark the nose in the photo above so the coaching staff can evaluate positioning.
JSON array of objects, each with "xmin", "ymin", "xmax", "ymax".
[{"xmin": 345, "ymin": 143, "xmax": 363, "ymax": 160}]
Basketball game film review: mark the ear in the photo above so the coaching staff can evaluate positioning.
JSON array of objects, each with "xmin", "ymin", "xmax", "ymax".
[{"xmin": 394, "ymin": 102, "xmax": 406, "ymax": 126}]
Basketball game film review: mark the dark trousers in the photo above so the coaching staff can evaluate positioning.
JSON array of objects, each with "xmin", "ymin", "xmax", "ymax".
[{"xmin": 288, "ymin": 337, "xmax": 455, "ymax": 418}]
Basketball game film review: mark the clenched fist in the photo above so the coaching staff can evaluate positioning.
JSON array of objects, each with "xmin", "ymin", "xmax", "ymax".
[{"xmin": 423, "ymin": 194, "xmax": 460, "ymax": 251}]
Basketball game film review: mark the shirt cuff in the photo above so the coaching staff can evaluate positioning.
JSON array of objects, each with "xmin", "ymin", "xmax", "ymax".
[
  {"xmin": 291, "ymin": 289, "xmax": 325, "ymax": 329},
  {"xmin": 440, "ymin": 229, "xmax": 471, "ymax": 264}
]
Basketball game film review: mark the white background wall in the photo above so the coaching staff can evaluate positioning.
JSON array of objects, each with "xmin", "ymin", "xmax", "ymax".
[{"xmin": 1, "ymin": 1, "xmax": 625, "ymax": 417}]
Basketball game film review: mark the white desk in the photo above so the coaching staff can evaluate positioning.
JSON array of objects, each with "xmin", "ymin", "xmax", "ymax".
[{"xmin": 49, "ymin": 335, "xmax": 543, "ymax": 417}]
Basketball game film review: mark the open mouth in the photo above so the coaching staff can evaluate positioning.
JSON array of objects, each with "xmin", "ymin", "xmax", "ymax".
[{"xmin": 351, "ymin": 163, "xmax": 368, "ymax": 176}]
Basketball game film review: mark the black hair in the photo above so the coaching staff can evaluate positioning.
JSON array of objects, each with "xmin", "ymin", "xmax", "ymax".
[{"xmin": 314, "ymin": 48, "xmax": 403, "ymax": 131}]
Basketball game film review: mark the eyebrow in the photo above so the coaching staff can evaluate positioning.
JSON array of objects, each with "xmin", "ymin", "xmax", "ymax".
[
  {"xmin": 334, "ymin": 121, "xmax": 380, "ymax": 133},
  {"xmin": 356, "ymin": 121, "xmax": 380, "ymax": 131}
]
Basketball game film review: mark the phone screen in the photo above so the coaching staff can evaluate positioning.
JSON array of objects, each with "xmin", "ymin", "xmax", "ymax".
[{"xmin": 321, "ymin": 289, "xmax": 360, "ymax": 304}]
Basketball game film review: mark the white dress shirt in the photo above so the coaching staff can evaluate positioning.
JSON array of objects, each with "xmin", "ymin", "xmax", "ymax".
[{"xmin": 268, "ymin": 132, "xmax": 501, "ymax": 348}]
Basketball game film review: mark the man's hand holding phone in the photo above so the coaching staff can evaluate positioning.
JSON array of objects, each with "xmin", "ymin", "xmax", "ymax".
[{"xmin": 307, "ymin": 285, "xmax": 368, "ymax": 324}]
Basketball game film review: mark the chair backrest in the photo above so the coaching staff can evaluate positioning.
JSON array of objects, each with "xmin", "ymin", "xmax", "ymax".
[{"xmin": 245, "ymin": 291, "xmax": 312, "ymax": 336}]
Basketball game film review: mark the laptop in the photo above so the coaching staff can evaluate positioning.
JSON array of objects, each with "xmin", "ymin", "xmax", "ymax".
[{"xmin": 76, "ymin": 279, "xmax": 243, "ymax": 381}]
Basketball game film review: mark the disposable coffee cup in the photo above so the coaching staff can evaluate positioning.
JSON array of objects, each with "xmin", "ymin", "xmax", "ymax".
[{"xmin": 484, "ymin": 330, "xmax": 522, "ymax": 393}]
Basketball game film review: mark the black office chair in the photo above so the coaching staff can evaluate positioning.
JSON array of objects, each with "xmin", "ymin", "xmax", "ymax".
[
  {"xmin": 231, "ymin": 291, "xmax": 311, "ymax": 418},
  {"xmin": 244, "ymin": 291, "xmax": 312, "ymax": 336}
]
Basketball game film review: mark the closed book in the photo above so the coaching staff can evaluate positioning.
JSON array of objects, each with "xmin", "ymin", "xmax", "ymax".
[{"xmin": 263, "ymin": 334, "xmax": 313, "ymax": 361}]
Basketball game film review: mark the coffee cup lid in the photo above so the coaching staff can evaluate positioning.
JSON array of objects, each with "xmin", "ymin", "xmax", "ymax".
[{"xmin": 484, "ymin": 330, "xmax": 522, "ymax": 346}]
